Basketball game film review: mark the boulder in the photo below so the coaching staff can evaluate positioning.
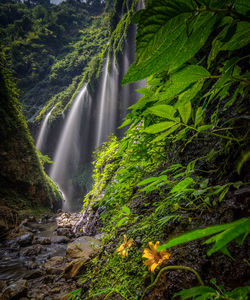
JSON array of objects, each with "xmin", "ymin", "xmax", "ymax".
[
  {"xmin": 1, "ymin": 280, "xmax": 28, "ymax": 299},
  {"xmin": 43, "ymin": 256, "xmax": 65, "ymax": 275},
  {"xmin": 66, "ymin": 236, "xmax": 101, "ymax": 259},
  {"xmin": 63, "ymin": 257, "xmax": 88, "ymax": 279}
]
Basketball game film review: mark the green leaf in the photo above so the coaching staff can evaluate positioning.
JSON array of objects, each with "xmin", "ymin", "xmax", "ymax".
[
  {"xmin": 117, "ymin": 217, "xmax": 128, "ymax": 227},
  {"xmin": 157, "ymin": 220, "xmax": 243, "ymax": 251},
  {"xmin": 222, "ymin": 22, "xmax": 250, "ymax": 51},
  {"xmin": 151, "ymin": 124, "xmax": 181, "ymax": 142},
  {"xmin": 228, "ymin": 286, "xmax": 250, "ymax": 299},
  {"xmin": 158, "ymin": 65, "xmax": 210, "ymax": 101},
  {"xmin": 204, "ymin": 218, "xmax": 250, "ymax": 256},
  {"xmin": 144, "ymin": 121, "xmax": 177, "ymax": 134},
  {"xmin": 197, "ymin": 125, "xmax": 213, "ymax": 132},
  {"xmin": 121, "ymin": 205, "xmax": 130, "ymax": 215},
  {"xmin": 170, "ymin": 177, "xmax": 194, "ymax": 193},
  {"xmin": 135, "ymin": 0, "xmax": 195, "ymax": 63},
  {"xmin": 118, "ymin": 118, "xmax": 132, "ymax": 129},
  {"xmin": 137, "ymin": 175, "xmax": 167, "ymax": 186},
  {"xmin": 194, "ymin": 107, "xmax": 204, "ymax": 127},
  {"xmin": 237, "ymin": 151, "xmax": 250, "ymax": 174},
  {"xmin": 174, "ymin": 286, "xmax": 217, "ymax": 299},
  {"xmin": 218, "ymin": 186, "xmax": 229, "ymax": 202},
  {"xmin": 200, "ymin": 179, "xmax": 209, "ymax": 188},
  {"xmin": 122, "ymin": 12, "xmax": 217, "ymax": 84},
  {"xmin": 178, "ymin": 101, "xmax": 191, "ymax": 124},
  {"xmin": 147, "ymin": 105, "xmax": 177, "ymax": 121}
]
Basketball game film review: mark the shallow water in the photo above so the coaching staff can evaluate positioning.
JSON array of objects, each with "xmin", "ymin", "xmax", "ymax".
[{"xmin": 0, "ymin": 221, "xmax": 67, "ymax": 283}]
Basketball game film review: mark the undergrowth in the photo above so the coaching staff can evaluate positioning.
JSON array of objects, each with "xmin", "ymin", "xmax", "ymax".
[{"xmin": 74, "ymin": 0, "xmax": 250, "ymax": 299}]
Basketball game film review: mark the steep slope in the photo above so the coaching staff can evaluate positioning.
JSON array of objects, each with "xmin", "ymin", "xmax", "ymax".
[
  {"xmin": 71, "ymin": 0, "xmax": 250, "ymax": 298},
  {"xmin": 0, "ymin": 48, "xmax": 62, "ymax": 235}
]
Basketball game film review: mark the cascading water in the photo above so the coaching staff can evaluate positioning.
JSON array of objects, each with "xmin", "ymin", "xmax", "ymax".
[
  {"xmin": 50, "ymin": 86, "xmax": 89, "ymax": 211},
  {"xmin": 36, "ymin": 107, "xmax": 54, "ymax": 152},
  {"xmin": 36, "ymin": 0, "xmax": 146, "ymax": 211},
  {"xmin": 95, "ymin": 58, "xmax": 119, "ymax": 147}
]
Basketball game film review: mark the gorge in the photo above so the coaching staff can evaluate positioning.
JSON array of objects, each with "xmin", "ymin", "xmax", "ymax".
[{"xmin": 0, "ymin": 0, "xmax": 249, "ymax": 299}]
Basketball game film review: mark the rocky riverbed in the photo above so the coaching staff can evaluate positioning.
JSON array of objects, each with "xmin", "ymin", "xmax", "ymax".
[{"xmin": 0, "ymin": 211, "xmax": 102, "ymax": 299}]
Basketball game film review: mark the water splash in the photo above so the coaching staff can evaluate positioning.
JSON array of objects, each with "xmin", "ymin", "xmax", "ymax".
[
  {"xmin": 36, "ymin": 107, "xmax": 54, "ymax": 152},
  {"xmin": 50, "ymin": 86, "xmax": 89, "ymax": 211}
]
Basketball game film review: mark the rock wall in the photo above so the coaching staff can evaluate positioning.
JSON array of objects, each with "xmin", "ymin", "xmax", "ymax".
[{"xmin": 0, "ymin": 50, "xmax": 62, "ymax": 235}]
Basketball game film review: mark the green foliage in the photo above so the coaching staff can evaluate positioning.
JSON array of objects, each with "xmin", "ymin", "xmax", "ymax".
[
  {"xmin": 158, "ymin": 218, "xmax": 250, "ymax": 257},
  {"xmin": 79, "ymin": 0, "xmax": 250, "ymax": 298},
  {"xmin": 175, "ymin": 280, "xmax": 250, "ymax": 299},
  {"xmin": 0, "ymin": 0, "xmax": 108, "ymax": 119}
]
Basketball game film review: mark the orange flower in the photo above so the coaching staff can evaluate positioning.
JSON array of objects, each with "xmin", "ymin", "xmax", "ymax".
[
  {"xmin": 116, "ymin": 235, "xmax": 134, "ymax": 257},
  {"xmin": 142, "ymin": 241, "xmax": 171, "ymax": 272}
]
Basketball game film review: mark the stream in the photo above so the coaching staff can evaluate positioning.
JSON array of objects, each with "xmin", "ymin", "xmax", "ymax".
[{"xmin": 0, "ymin": 212, "xmax": 101, "ymax": 299}]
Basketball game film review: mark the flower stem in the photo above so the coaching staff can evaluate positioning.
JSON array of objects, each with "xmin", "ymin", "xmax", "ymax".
[{"xmin": 140, "ymin": 265, "xmax": 204, "ymax": 300}]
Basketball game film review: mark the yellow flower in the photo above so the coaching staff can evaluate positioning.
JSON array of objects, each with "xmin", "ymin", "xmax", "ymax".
[
  {"xmin": 142, "ymin": 241, "xmax": 171, "ymax": 272},
  {"xmin": 116, "ymin": 235, "xmax": 134, "ymax": 257}
]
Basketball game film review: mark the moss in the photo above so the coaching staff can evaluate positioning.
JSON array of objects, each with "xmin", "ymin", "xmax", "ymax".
[{"xmin": 0, "ymin": 47, "xmax": 62, "ymax": 212}]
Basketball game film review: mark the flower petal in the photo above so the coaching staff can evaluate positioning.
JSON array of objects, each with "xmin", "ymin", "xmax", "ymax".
[
  {"xmin": 150, "ymin": 263, "xmax": 159, "ymax": 273},
  {"xmin": 123, "ymin": 235, "xmax": 127, "ymax": 244},
  {"xmin": 116, "ymin": 244, "xmax": 125, "ymax": 252}
]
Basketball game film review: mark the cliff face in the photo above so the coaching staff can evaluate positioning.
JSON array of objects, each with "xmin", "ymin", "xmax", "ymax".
[{"xmin": 0, "ymin": 49, "xmax": 62, "ymax": 233}]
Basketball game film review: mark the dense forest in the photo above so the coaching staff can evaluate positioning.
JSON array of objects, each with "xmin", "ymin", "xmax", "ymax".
[{"xmin": 0, "ymin": 0, "xmax": 249, "ymax": 299}]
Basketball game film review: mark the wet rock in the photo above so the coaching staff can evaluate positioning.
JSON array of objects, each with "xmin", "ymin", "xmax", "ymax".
[
  {"xmin": 20, "ymin": 244, "xmax": 42, "ymax": 256},
  {"xmin": 43, "ymin": 256, "xmax": 65, "ymax": 275},
  {"xmin": 66, "ymin": 236, "xmax": 101, "ymax": 259},
  {"xmin": 63, "ymin": 257, "xmax": 88, "ymax": 279},
  {"xmin": 33, "ymin": 236, "xmax": 51, "ymax": 245},
  {"xmin": 51, "ymin": 236, "xmax": 70, "ymax": 244},
  {"xmin": 2, "ymin": 279, "xmax": 28, "ymax": 299},
  {"xmin": 15, "ymin": 233, "xmax": 34, "ymax": 247},
  {"xmin": 24, "ymin": 261, "xmax": 39, "ymax": 270},
  {"xmin": 23, "ymin": 269, "xmax": 43, "ymax": 279}
]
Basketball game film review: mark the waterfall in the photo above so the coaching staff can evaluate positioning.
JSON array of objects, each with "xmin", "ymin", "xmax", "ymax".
[
  {"xmin": 50, "ymin": 86, "xmax": 89, "ymax": 211},
  {"xmin": 95, "ymin": 58, "xmax": 119, "ymax": 147},
  {"xmin": 36, "ymin": 107, "xmax": 53, "ymax": 152}
]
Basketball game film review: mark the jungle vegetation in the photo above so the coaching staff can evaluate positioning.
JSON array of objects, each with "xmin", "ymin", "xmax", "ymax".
[
  {"xmin": 75, "ymin": 0, "xmax": 250, "ymax": 298},
  {"xmin": 0, "ymin": 0, "xmax": 109, "ymax": 118}
]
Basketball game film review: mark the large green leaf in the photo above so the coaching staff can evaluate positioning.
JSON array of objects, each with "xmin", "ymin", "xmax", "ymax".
[
  {"xmin": 122, "ymin": 12, "xmax": 217, "ymax": 84},
  {"xmin": 157, "ymin": 218, "xmax": 249, "ymax": 253},
  {"xmin": 178, "ymin": 101, "xmax": 191, "ymax": 124},
  {"xmin": 135, "ymin": 0, "xmax": 195, "ymax": 63},
  {"xmin": 209, "ymin": 22, "xmax": 250, "ymax": 64},
  {"xmin": 170, "ymin": 177, "xmax": 194, "ymax": 193},
  {"xmin": 147, "ymin": 105, "xmax": 177, "ymax": 121},
  {"xmin": 204, "ymin": 218, "xmax": 250, "ymax": 256},
  {"xmin": 144, "ymin": 121, "xmax": 177, "ymax": 134},
  {"xmin": 157, "ymin": 65, "xmax": 210, "ymax": 101},
  {"xmin": 174, "ymin": 286, "xmax": 217, "ymax": 299}
]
